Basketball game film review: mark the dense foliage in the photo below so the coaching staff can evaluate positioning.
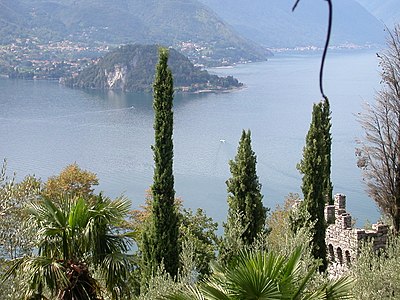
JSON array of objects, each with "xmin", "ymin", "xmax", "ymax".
[
  {"xmin": 42, "ymin": 163, "xmax": 99, "ymax": 201},
  {"xmin": 179, "ymin": 208, "xmax": 218, "ymax": 279},
  {"xmin": 296, "ymin": 101, "xmax": 330, "ymax": 272},
  {"xmin": 321, "ymin": 99, "xmax": 333, "ymax": 205},
  {"xmin": 141, "ymin": 48, "xmax": 180, "ymax": 281},
  {"xmin": 0, "ymin": 160, "xmax": 41, "ymax": 260},
  {"xmin": 128, "ymin": 194, "xmax": 219, "ymax": 287},
  {"xmin": 351, "ymin": 235, "xmax": 400, "ymax": 299},
  {"xmin": 221, "ymin": 130, "xmax": 268, "ymax": 263},
  {"xmin": 3, "ymin": 195, "xmax": 133, "ymax": 299}
]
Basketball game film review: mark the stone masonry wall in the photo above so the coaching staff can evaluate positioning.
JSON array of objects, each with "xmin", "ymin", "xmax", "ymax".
[{"xmin": 325, "ymin": 194, "xmax": 388, "ymax": 275}]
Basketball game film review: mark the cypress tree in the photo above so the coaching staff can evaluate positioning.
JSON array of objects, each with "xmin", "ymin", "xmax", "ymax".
[
  {"xmin": 321, "ymin": 98, "xmax": 333, "ymax": 205},
  {"xmin": 141, "ymin": 48, "xmax": 179, "ymax": 280},
  {"xmin": 224, "ymin": 130, "xmax": 267, "ymax": 246},
  {"xmin": 297, "ymin": 102, "xmax": 328, "ymax": 272}
]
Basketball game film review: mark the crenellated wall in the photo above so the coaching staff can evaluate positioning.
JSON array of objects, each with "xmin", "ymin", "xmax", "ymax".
[{"xmin": 325, "ymin": 194, "xmax": 388, "ymax": 275}]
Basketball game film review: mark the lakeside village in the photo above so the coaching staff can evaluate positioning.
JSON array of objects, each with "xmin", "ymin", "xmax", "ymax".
[
  {"xmin": 0, "ymin": 37, "xmax": 378, "ymax": 82},
  {"xmin": 0, "ymin": 38, "xmax": 244, "ymax": 80},
  {"xmin": 0, "ymin": 38, "xmax": 108, "ymax": 80}
]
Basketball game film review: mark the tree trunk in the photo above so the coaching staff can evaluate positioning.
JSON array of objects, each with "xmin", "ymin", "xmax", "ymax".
[{"xmin": 394, "ymin": 162, "xmax": 400, "ymax": 234}]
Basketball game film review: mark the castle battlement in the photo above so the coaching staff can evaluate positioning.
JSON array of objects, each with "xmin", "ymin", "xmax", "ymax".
[{"xmin": 325, "ymin": 194, "xmax": 388, "ymax": 271}]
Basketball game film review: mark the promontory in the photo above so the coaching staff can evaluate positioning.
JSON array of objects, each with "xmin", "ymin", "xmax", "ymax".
[{"xmin": 63, "ymin": 44, "xmax": 243, "ymax": 93}]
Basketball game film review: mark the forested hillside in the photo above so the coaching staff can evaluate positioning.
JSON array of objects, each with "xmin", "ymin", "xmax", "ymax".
[
  {"xmin": 64, "ymin": 44, "xmax": 242, "ymax": 92},
  {"xmin": 0, "ymin": 0, "xmax": 271, "ymax": 65}
]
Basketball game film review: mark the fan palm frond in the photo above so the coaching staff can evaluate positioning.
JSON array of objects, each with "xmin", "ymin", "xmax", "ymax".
[
  {"xmin": 166, "ymin": 247, "xmax": 353, "ymax": 300},
  {"xmin": 3, "ymin": 194, "xmax": 133, "ymax": 299}
]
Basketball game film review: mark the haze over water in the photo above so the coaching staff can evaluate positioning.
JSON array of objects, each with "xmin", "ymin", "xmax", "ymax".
[{"xmin": 0, "ymin": 50, "xmax": 381, "ymax": 226}]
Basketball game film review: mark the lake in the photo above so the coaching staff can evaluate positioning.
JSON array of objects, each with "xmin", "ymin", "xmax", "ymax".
[{"xmin": 0, "ymin": 50, "xmax": 382, "ymax": 226}]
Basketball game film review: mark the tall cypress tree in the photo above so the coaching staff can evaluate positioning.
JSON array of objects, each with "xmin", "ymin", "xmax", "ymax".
[
  {"xmin": 141, "ymin": 48, "xmax": 179, "ymax": 280},
  {"xmin": 224, "ymin": 130, "xmax": 267, "ymax": 246},
  {"xmin": 321, "ymin": 98, "xmax": 333, "ymax": 205},
  {"xmin": 297, "ymin": 102, "xmax": 328, "ymax": 272}
]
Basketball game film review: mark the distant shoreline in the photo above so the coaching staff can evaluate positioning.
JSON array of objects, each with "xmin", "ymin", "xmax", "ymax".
[
  {"xmin": 267, "ymin": 44, "xmax": 382, "ymax": 55},
  {"xmin": 190, "ymin": 84, "xmax": 245, "ymax": 94}
]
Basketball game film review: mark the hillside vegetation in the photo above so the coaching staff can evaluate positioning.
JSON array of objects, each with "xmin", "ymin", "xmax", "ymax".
[
  {"xmin": 64, "ymin": 44, "xmax": 243, "ymax": 92},
  {"xmin": 0, "ymin": 0, "xmax": 271, "ymax": 65}
]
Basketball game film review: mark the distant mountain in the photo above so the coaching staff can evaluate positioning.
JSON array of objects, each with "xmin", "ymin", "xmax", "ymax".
[
  {"xmin": 199, "ymin": 0, "xmax": 385, "ymax": 48},
  {"xmin": 0, "ymin": 0, "xmax": 30, "ymax": 43},
  {"xmin": 0, "ymin": 0, "xmax": 271, "ymax": 65},
  {"xmin": 64, "ymin": 44, "xmax": 243, "ymax": 93},
  {"xmin": 355, "ymin": 0, "xmax": 400, "ymax": 27}
]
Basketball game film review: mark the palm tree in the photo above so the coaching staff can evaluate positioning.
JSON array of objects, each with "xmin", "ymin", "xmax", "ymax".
[
  {"xmin": 3, "ymin": 195, "xmax": 133, "ymax": 300},
  {"xmin": 164, "ymin": 247, "xmax": 353, "ymax": 300}
]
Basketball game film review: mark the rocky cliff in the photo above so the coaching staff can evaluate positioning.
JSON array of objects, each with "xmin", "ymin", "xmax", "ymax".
[{"xmin": 64, "ymin": 44, "xmax": 243, "ymax": 93}]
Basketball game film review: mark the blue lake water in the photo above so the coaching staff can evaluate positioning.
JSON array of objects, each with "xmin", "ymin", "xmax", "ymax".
[{"xmin": 0, "ymin": 51, "xmax": 382, "ymax": 226}]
